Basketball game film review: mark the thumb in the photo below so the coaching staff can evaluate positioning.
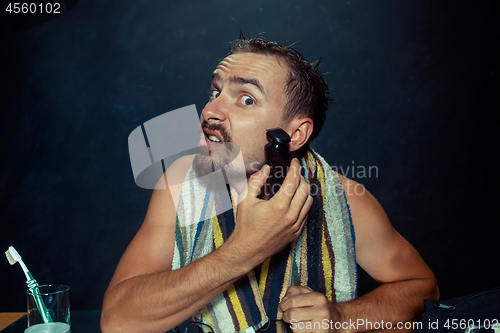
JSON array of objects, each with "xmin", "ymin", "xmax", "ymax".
[{"xmin": 246, "ymin": 164, "xmax": 270, "ymax": 198}]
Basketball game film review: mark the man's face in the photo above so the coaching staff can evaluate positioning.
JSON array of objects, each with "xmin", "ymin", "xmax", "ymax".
[{"xmin": 194, "ymin": 52, "xmax": 289, "ymax": 177}]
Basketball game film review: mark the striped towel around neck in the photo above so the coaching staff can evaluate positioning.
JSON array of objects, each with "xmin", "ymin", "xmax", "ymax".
[{"xmin": 171, "ymin": 149, "xmax": 357, "ymax": 332}]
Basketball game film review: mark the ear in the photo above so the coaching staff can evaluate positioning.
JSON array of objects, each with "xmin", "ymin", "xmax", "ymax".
[{"xmin": 286, "ymin": 117, "xmax": 314, "ymax": 152}]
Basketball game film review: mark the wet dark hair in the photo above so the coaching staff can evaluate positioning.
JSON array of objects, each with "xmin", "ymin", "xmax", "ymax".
[{"xmin": 229, "ymin": 34, "xmax": 333, "ymax": 144}]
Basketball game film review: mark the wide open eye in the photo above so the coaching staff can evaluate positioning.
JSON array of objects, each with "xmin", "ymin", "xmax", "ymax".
[
  {"xmin": 241, "ymin": 95, "xmax": 255, "ymax": 106},
  {"xmin": 210, "ymin": 90, "xmax": 220, "ymax": 99}
]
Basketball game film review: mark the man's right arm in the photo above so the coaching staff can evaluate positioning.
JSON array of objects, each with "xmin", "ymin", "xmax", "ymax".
[
  {"xmin": 100, "ymin": 182, "xmax": 247, "ymax": 333},
  {"xmin": 101, "ymin": 159, "xmax": 313, "ymax": 333}
]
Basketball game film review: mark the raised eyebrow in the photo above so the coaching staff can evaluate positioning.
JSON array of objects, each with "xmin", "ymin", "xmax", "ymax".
[
  {"xmin": 230, "ymin": 76, "xmax": 265, "ymax": 95},
  {"xmin": 211, "ymin": 72, "xmax": 265, "ymax": 95},
  {"xmin": 211, "ymin": 72, "xmax": 221, "ymax": 89},
  {"xmin": 211, "ymin": 72, "xmax": 219, "ymax": 83}
]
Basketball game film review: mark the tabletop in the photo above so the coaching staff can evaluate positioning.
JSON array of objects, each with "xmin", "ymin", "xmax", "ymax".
[
  {"xmin": 0, "ymin": 311, "xmax": 296, "ymax": 333},
  {"xmin": 0, "ymin": 310, "xmax": 101, "ymax": 333},
  {"xmin": 0, "ymin": 311, "xmax": 420, "ymax": 332}
]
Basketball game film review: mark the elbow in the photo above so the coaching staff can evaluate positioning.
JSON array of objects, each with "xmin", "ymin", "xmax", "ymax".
[
  {"xmin": 423, "ymin": 275, "xmax": 440, "ymax": 301},
  {"xmin": 100, "ymin": 292, "xmax": 179, "ymax": 333},
  {"xmin": 101, "ymin": 310, "xmax": 178, "ymax": 333},
  {"xmin": 100, "ymin": 313, "xmax": 113, "ymax": 333},
  {"xmin": 100, "ymin": 313, "xmax": 117, "ymax": 333},
  {"xmin": 100, "ymin": 291, "xmax": 132, "ymax": 333},
  {"xmin": 101, "ymin": 305, "xmax": 142, "ymax": 333},
  {"xmin": 100, "ymin": 304, "xmax": 124, "ymax": 333},
  {"xmin": 431, "ymin": 279, "xmax": 440, "ymax": 300}
]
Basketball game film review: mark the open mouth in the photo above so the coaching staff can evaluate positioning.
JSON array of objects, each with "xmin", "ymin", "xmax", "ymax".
[
  {"xmin": 206, "ymin": 135, "xmax": 221, "ymax": 143},
  {"xmin": 202, "ymin": 128, "xmax": 224, "ymax": 145}
]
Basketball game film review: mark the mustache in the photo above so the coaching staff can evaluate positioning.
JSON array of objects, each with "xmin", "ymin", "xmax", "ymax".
[{"xmin": 201, "ymin": 121, "xmax": 231, "ymax": 143}]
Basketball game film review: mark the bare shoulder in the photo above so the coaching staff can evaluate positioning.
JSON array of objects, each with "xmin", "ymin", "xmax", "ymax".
[
  {"xmin": 336, "ymin": 172, "xmax": 396, "ymax": 275},
  {"xmin": 145, "ymin": 154, "xmax": 195, "ymax": 223},
  {"xmin": 336, "ymin": 172, "xmax": 436, "ymax": 284},
  {"xmin": 163, "ymin": 154, "xmax": 196, "ymax": 188},
  {"xmin": 107, "ymin": 155, "xmax": 195, "ymax": 288},
  {"xmin": 335, "ymin": 172, "xmax": 390, "ymax": 227}
]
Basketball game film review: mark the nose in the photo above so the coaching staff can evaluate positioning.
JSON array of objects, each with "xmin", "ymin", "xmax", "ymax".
[{"xmin": 201, "ymin": 96, "xmax": 227, "ymax": 124}]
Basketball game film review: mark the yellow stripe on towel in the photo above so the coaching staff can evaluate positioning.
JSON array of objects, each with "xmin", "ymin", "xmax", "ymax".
[
  {"xmin": 321, "ymin": 225, "xmax": 333, "ymax": 302},
  {"xmin": 213, "ymin": 212, "xmax": 224, "ymax": 249},
  {"xmin": 258, "ymin": 257, "xmax": 271, "ymax": 298},
  {"xmin": 276, "ymin": 249, "xmax": 293, "ymax": 320},
  {"xmin": 317, "ymin": 160, "xmax": 326, "ymax": 199},
  {"xmin": 227, "ymin": 284, "xmax": 249, "ymax": 329},
  {"xmin": 318, "ymin": 160, "xmax": 333, "ymax": 301},
  {"xmin": 300, "ymin": 227, "xmax": 308, "ymax": 286}
]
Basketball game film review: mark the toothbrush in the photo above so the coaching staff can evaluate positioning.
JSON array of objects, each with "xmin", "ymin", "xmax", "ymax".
[{"xmin": 5, "ymin": 246, "xmax": 54, "ymax": 324}]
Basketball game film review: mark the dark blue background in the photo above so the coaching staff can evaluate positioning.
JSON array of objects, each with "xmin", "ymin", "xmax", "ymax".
[{"xmin": 1, "ymin": 0, "xmax": 498, "ymax": 312}]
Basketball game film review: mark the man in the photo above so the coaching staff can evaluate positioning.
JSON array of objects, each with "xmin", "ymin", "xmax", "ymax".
[{"xmin": 101, "ymin": 36, "xmax": 438, "ymax": 333}]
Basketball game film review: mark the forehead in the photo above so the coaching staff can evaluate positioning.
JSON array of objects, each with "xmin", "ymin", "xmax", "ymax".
[{"xmin": 213, "ymin": 52, "xmax": 289, "ymax": 91}]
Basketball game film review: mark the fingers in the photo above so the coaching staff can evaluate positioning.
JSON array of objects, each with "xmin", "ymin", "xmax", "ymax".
[
  {"xmin": 288, "ymin": 178, "xmax": 313, "ymax": 224},
  {"xmin": 276, "ymin": 158, "xmax": 302, "ymax": 199},
  {"xmin": 282, "ymin": 305, "xmax": 319, "ymax": 323},
  {"xmin": 246, "ymin": 164, "xmax": 270, "ymax": 198},
  {"xmin": 285, "ymin": 286, "xmax": 314, "ymax": 297},
  {"xmin": 279, "ymin": 287, "xmax": 315, "ymax": 312},
  {"xmin": 294, "ymin": 194, "xmax": 313, "ymax": 235},
  {"xmin": 279, "ymin": 290, "xmax": 333, "ymax": 331},
  {"xmin": 270, "ymin": 158, "xmax": 312, "ymax": 235},
  {"xmin": 273, "ymin": 158, "xmax": 310, "ymax": 207}
]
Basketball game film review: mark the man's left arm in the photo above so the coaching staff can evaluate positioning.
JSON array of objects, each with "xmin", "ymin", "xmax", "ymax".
[{"xmin": 279, "ymin": 175, "xmax": 439, "ymax": 332}]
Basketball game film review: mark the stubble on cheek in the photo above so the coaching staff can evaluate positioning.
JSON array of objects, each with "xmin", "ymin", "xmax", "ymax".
[
  {"xmin": 245, "ymin": 135, "xmax": 269, "ymax": 176},
  {"xmin": 247, "ymin": 159, "xmax": 265, "ymax": 176},
  {"xmin": 192, "ymin": 143, "xmax": 240, "ymax": 177}
]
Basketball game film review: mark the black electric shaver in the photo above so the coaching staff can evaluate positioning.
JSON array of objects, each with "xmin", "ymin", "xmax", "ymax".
[{"xmin": 265, "ymin": 128, "xmax": 293, "ymax": 197}]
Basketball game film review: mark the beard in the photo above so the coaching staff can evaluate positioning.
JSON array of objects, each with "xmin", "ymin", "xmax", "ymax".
[
  {"xmin": 192, "ymin": 144, "xmax": 238, "ymax": 177},
  {"xmin": 192, "ymin": 121, "xmax": 239, "ymax": 178},
  {"xmin": 193, "ymin": 142, "xmax": 257, "ymax": 204}
]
